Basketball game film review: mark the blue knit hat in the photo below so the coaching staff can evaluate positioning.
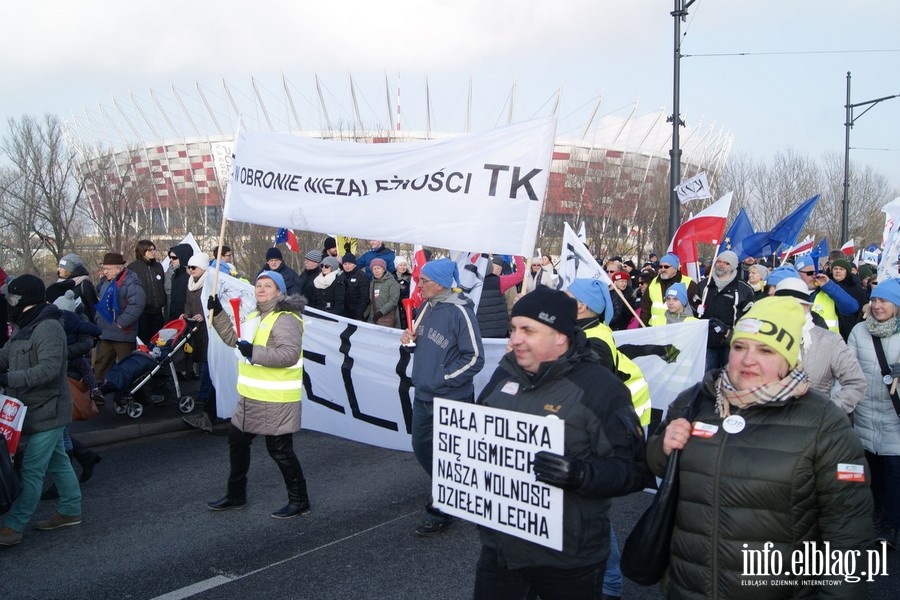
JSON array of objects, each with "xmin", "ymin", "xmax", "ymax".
[
  {"xmin": 766, "ymin": 265, "xmax": 800, "ymax": 288},
  {"xmin": 257, "ymin": 270, "xmax": 286, "ymax": 294},
  {"xmin": 568, "ymin": 278, "xmax": 613, "ymax": 325},
  {"xmin": 794, "ymin": 255, "xmax": 815, "ymax": 271},
  {"xmin": 871, "ymin": 277, "xmax": 900, "ymax": 307},
  {"xmin": 660, "ymin": 253, "xmax": 680, "ymax": 269},
  {"xmin": 665, "ymin": 282, "xmax": 688, "ymax": 307},
  {"xmin": 420, "ymin": 259, "xmax": 458, "ymax": 289}
]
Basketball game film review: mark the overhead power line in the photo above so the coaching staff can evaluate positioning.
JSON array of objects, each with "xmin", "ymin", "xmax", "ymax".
[{"xmin": 684, "ymin": 48, "xmax": 900, "ymax": 58}]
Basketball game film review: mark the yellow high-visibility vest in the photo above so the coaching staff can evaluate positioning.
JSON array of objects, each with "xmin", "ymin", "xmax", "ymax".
[
  {"xmin": 648, "ymin": 276, "xmax": 694, "ymax": 324},
  {"xmin": 584, "ymin": 323, "xmax": 651, "ymax": 426},
  {"xmin": 237, "ymin": 310, "xmax": 304, "ymax": 402},
  {"xmin": 811, "ymin": 290, "xmax": 840, "ymax": 333}
]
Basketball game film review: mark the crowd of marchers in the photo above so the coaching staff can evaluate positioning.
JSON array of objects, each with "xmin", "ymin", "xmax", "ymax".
[{"xmin": 0, "ymin": 238, "xmax": 894, "ymax": 600}]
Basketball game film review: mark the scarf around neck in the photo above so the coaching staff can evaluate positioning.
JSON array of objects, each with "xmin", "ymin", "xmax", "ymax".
[
  {"xmin": 187, "ymin": 270, "xmax": 207, "ymax": 292},
  {"xmin": 715, "ymin": 366, "xmax": 810, "ymax": 417},
  {"xmin": 865, "ymin": 314, "xmax": 900, "ymax": 338},
  {"xmin": 314, "ymin": 270, "xmax": 338, "ymax": 289}
]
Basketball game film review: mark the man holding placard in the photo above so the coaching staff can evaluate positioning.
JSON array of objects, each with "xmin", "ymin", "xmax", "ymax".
[{"xmin": 473, "ymin": 287, "xmax": 650, "ymax": 600}]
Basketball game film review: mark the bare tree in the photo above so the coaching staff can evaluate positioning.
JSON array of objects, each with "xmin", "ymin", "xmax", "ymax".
[{"xmin": 0, "ymin": 114, "xmax": 86, "ymax": 272}]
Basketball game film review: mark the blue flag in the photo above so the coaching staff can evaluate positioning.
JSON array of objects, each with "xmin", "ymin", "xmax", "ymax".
[
  {"xmin": 718, "ymin": 208, "xmax": 755, "ymax": 257},
  {"xmin": 741, "ymin": 195, "xmax": 821, "ymax": 259},
  {"xmin": 95, "ymin": 279, "xmax": 120, "ymax": 324},
  {"xmin": 809, "ymin": 238, "xmax": 829, "ymax": 274}
]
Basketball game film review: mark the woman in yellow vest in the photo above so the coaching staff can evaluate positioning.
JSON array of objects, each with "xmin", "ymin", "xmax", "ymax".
[{"xmin": 205, "ymin": 270, "xmax": 310, "ymax": 519}]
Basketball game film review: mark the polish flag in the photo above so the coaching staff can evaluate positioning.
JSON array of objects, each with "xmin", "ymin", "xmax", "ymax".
[
  {"xmin": 667, "ymin": 192, "xmax": 733, "ymax": 270},
  {"xmin": 408, "ymin": 245, "xmax": 428, "ymax": 309},
  {"xmin": 780, "ymin": 235, "xmax": 815, "ymax": 260},
  {"xmin": 840, "ymin": 238, "xmax": 855, "ymax": 256}
]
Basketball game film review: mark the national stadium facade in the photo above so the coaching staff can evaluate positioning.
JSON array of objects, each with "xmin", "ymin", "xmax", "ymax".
[{"xmin": 65, "ymin": 76, "xmax": 732, "ymax": 240}]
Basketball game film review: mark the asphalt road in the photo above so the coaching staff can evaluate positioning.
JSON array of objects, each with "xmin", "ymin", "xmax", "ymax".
[{"xmin": 8, "ymin": 427, "xmax": 899, "ymax": 599}]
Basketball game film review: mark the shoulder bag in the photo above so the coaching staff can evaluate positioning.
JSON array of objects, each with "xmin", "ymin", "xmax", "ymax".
[
  {"xmin": 69, "ymin": 377, "xmax": 99, "ymax": 421},
  {"xmin": 621, "ymin": 383, "xmax": 703, "ymax": 586}
]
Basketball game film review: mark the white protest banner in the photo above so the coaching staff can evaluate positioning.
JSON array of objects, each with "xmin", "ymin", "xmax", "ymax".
[
  {"xmin": 432, "ymin": 398, "xmax": 564, "ymax": 550},
  {"xmin": 558, "ymin": 222, "xmax": 612, "ymax": 289},
  {"xmin": 223, "ymin": 117, "xmax": 557, "ymax": 257},
  {"xmin": 674, "ymin": 172, "xmax": 711, "ymax": 204},
  {"xmin": 879, "ymin": 198, "xmax": 900, "ymax": 282},
  {"xmin": 204, "ymin": 297, "xmax": 706, "ymax": 451}
]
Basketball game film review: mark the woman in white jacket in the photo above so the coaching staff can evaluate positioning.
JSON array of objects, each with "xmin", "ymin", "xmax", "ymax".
[{"xmin": 848, "ymin": 276, "xmax": 900, "ymax": 550}]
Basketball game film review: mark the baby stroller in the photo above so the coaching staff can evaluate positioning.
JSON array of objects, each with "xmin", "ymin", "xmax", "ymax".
[{"xmin": 102, "ymin": 318, "xmax": 200, "ymax": 419}]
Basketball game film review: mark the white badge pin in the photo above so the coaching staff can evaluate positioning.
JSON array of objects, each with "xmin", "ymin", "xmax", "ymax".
[{"xmin": 722, "ymin": 414, "xmax": 746, "ymax": 434}]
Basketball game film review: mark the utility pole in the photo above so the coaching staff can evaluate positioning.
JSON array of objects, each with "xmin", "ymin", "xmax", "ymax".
[
  {"xmin": 668, "ymin": 0, "xmax": 696, "ymax": 240},
  {"xmin": 842, "ymin": 72, "xmax": 900, "ymax": 243}
]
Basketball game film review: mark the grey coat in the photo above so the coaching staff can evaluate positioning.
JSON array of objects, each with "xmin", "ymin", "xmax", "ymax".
[
  {"xmin": 95, "ymin": 267, "xmax": 146, "ymax": 343},
  {"xmin": 848, "ymin": 320, "xmax": 900, "ymax": 455},
  {"xmin": 212, "ymin": 295, "xmax": 306, "ymax": 436},
  {"xmin": 0, "ymin": 304, "xmax": 71, "ymax": 434},
  {"xmin": 801, "ymin": 323, "xmax": 866, "ymax": 414}
]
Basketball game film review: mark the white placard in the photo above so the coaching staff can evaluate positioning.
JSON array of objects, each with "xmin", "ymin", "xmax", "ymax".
[{"xmin": 432, "ymin": 398, "xmax": 565, "ymax": 550}]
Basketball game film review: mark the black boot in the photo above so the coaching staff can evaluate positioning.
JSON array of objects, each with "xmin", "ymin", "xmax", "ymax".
[
  {"xmin": 208, "ymin": 425, "xmax": 251, "ymax": 511},
  {"xmin": 267, "ymin": 434, "xmax": 310, "ymax": 519},
  {"xmin": 71, "ymin": 438, "xmax": 102, "ymax": 483}
]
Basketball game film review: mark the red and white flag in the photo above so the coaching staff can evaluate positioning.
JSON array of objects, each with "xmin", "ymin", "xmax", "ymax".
[
  {"xmin": 407, "ymin": 245, "xmax": 428, "ymax": 309},
  {"xmin": 840, "ymin": 238, "xmax": 855, "ymax": 256},
  {"xmin": 779, "ymin": 235, "xmax": 815, "ymax": 260},
  {"xmin": 667, "ymin": 192, "xmax": 733, "ymax": 268}
]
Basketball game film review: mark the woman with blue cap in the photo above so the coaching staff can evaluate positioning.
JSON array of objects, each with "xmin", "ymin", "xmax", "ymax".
[
  {"xmin": 204, "ymin": 270, "xmax": 311, "ymax": 519},
  {"xmin": 849, "ymin": 276, "xmax": 900, "ymax": 549}
]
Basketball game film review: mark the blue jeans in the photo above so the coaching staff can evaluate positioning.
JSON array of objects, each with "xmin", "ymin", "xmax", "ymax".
[
  {"xmin": 602, "ymin": 527, "xmax": 623, "ymax": 596},
  {"xmin": 5, "ymin": 426, "xmax": 82, "ymax": 532},
  {"xmin": 474, "ymin": 545, "xmax": 606, "ymax": 600}
]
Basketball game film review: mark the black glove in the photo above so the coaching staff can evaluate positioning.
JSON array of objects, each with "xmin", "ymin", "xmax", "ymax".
[
  {"xmin": 707, "ymin": 317, "xmax": 727, "ymax": 336},
  {"xmin": 373, "ymin": 311, "xmax": 384, "ymax": 321},
  {"xmin": 890, "ymin": 364, "xmax": 900, "ymax": 378},
  {"xmin": 0, "ymin": 372, "xmax": 7, "ymax": 388},
  {"xmin": 532, "ymin": 451, "xmax": 586, "ymax": 492},
  {"xmin": 207, "ymin": 295, "xmax": 224, "ymax": 316},
  {"xmin": 662, "ymin": 344, "xmax": 681, "ymax": 364},
  {"xmin": 237, "ymin": 340, "xmax": 253, "ymax": 361}
]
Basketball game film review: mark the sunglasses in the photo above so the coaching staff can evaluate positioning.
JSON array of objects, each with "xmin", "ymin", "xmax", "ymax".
[
  {"xmin": 187, "ymin": 266, "xmax": 198, "ymax": 271},
  {"xmin": 799, "ymin": 270, "xmax": 815, "ymax": 276},
  {"xmin": 169, "ymin": 255, "xmax": 178, "ymax": 260},
  {"xmin": 659, "ymin": 264, "xmax": 673, "ymax": 270},
  {"xmin": 321, "ymin": 265, "xmax": 331, "ymax": 270}
]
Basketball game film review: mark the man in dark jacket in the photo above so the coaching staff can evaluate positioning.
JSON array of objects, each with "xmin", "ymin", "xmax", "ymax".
[
  {"xmin": 474, "ymin": 287, "xmax": 649, "ymax": 599},
  {"xmin": 693, "ymin": 250, "xmax": 754, "ymax": 370},
  {"xmin": 339, "ymin": 253, "xmax": 370, "ymax": 321},
  {"xmin": 0, "ymin": 275, "xmax": 82, "ymax": 546},
  {"xmin": 257, "ymin": 247, "xmax": 301, "ymax": 297},
  {"xmin": 475, "ymin": 257, "xmax": 511, "ymax": 338},
  {"xmin": 56, "ymin": 253, "xmax": 99, "ymax": 321},
  {"xmin": 400, "ymin": 259, "xmax": 484, "ymax": 537},
  {"xmin": 167, "ymin": 243, "xmax": 194, "ymax": 320},
  {"xmin": 128, "ymin": 239, "xmax": 167, "ymax": 342},
  {"xmin": 356, "ymin": 240, "xmax": 396, "ymax": 277}
]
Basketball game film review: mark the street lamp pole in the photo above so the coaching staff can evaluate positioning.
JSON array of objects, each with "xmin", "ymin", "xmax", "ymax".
[
  {"xmin": 841, "ymin": 71, "xmax": 900, "ymax": 244},
  {"xmin": 668, "ymin": 0, "xmax": 696, "ymax": 241}
]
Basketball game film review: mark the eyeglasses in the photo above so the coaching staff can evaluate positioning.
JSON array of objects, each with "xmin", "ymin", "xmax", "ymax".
[
  {"xmin": 419, "ymin": 277, "xmax": 433, "ymax": 284},
  {"xmin": 187, "ymin": 266, "xmax": 198, "ymax": 271},
  {"xmin": 223, "ymin": 253, "xmax": 232, "ymax": 258},
  {"xmin": 799, "ymin": 270, "xmax": 815, "ymax": 276},
  {"xmin": 146, "ymin": 248, "xmax": 156, "ymax": 252},
  {"xmin": 659, "ymin": 264, "xmax": 673, "ymax": 270},
  {"xmin": 321, "ymin": 265, "xmax": 331, "ymax": 270},
  {"xmin": 169, "ymin": 255, "xmax": 178, "ymax": 260}
]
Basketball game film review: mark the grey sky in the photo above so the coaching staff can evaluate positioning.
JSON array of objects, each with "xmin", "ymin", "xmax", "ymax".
[{"xmin": 3, "ymin": 0, "xmax": 898, "ymax": 187}]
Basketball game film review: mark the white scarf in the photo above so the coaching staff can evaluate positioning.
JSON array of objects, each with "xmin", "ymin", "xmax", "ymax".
[
  {"xmin": 188, "ymin": 270, "xmax": 207, "ymax": 292},
  {"xmin": 314, "ymin": 270, "xmax": 338, "ymax": 289}
]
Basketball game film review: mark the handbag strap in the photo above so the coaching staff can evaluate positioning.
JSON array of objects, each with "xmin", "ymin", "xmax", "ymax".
[
  {"xmin": 665, "ymin": 382, "xmax": 705, "ymax": 470},
  {"xmin": 871, "ymin": 336, "xmax": 900, "ymax": 418}
]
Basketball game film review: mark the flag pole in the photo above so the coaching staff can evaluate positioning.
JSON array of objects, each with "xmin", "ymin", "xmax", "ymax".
[{"xmin": 610, "ymin": 284, "xmax": 646, "ymax": 328}]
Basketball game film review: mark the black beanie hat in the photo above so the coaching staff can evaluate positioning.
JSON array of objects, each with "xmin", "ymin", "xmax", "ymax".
[
  {"xmin": 342, "ymin": 252, "xmax": 357, "ymax": 264},
  {"xmin": 324, "ymin": 236, "xmax": 337, "ymax": 250},
  {"xmin": 266, "ymin": 247, "xmax": 283, "ymax": 261},
  {"xmin": 8, "ymin": 274, "xmax": 47, "ymax": 308},
  {"xmin": 510, "ymin": 287, "xmax": 577, "ymax": 337}
]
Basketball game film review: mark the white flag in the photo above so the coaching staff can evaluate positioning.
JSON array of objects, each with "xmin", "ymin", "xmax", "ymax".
[
  {"xmin": 879, "ymin": 198, "xmax": 900, "ymax": 282},
  {"xmin": 558, "ymin": 222, "xmax": 612, "ymax": 290},
  {"xmin": 674, "ymin": 172, "xmax": 712, "ymax": 204}
]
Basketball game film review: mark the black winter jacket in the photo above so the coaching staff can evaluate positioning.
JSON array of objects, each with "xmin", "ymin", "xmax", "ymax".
[
  {"xmin": 128, "ymin": 257, "xmax": 167, "ymax": 314},
  {"xmin": 340, "ymin": 267, "xmax": 370, "ymax": 321},
  {"xmin": 475, "ymin": 273, "xmax": 509, "ymax": 338},
  {"xmin": 477, "ymin": 330, "xmax": 650, "ymax": 569},
  {"xmin": 695, "ymin": 275, "xmax": 754, "ymax": 347},
  {"xmin": 646, "ymin": 370, "xmax": 873, "ymax": 599},
  {"xmin": 168, "ymin": 243, "xmax": 194, "ymax": 320}
]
